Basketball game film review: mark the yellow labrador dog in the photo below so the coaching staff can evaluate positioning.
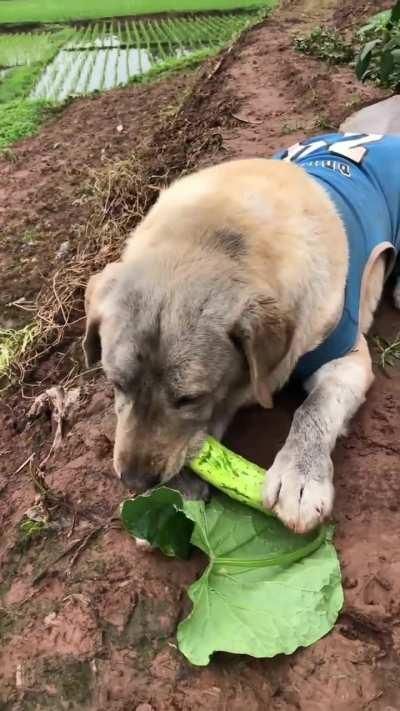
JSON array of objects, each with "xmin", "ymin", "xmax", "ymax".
[{"xmin": 83, "ymin": 132, "xmax": 400, "ymax": 533}]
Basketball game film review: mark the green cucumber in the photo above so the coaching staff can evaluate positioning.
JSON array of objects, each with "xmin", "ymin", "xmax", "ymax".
[{"xmin": 190, "ymin": 436, "xmax": 270, "ymax": 514}]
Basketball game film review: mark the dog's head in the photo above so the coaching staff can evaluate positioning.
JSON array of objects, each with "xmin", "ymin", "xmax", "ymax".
[{"xmin": 83, "ymin": 257, "xmax": 293, "ymax": 492}]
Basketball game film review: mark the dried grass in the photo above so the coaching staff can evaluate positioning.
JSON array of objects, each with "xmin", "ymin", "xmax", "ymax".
[
  {"xmin": 7, "ymin": 153, "xmax": 164, "ymax": 388},
  {"xmin": 2, "ymin": 46, "xmax": 237, "ymax": 392}
]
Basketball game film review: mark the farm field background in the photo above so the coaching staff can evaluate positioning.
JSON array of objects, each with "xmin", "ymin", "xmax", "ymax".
[
  {"xmin": 0, "ymin": 5, "xmax": 272, "ymax": 148},
  {"xmin": 0, "ymin": 0, "xmax": 271, "ymax": 25},
  {"xmin": 30, "ymin": 14, "xmax": 260, "ymax": 100}
]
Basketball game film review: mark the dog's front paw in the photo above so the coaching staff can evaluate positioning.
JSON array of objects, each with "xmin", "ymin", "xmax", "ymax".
[{"xmin": 263, "ymin": 445, "xmax": 334, "ymax": 534}]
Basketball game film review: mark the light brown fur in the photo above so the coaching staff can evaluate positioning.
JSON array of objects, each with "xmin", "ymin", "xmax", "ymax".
[{"xmin": 83, "ymin": 157, "xmax": 390, "ymax": 532}]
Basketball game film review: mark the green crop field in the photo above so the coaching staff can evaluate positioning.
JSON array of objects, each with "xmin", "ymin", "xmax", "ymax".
[
  {"xmin": 0, "ymin": 4, "xmax": 272, "ymax": 150},
  {"xmin": 0, "ymin": 33, "xmax": 55, "ymax": 67},
  {"xmin": 30, "ymin": 14, "xmax": 257, "ymax": 100},
  {"xmin": 0, "ymin": 0, "xmax": 272, "ymax": 25}
]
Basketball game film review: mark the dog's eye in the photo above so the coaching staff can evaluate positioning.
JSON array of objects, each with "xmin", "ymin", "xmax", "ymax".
[
  {"xmin": 229, "ymin": 332, "xmax": 245, "ymax": 357},
  {"xmin": 175, "ymin": 394, "xmax": 203, "ymax": 408}
]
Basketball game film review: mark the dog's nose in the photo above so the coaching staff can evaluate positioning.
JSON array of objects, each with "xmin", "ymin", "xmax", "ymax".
[{"xmin": 120, "ymin": 470, "xmax": 161, "ymax": 492}]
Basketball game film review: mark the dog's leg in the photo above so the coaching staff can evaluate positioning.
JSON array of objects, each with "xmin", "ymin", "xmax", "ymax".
[{"xmin": 263, "ymin": 335, "xmax": 374, "ymax": 533}]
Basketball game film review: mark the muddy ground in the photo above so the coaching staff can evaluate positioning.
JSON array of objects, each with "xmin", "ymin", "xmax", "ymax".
[{"xmin": 1, "ymin": 0, "xmax": 400, "ymax": 709}]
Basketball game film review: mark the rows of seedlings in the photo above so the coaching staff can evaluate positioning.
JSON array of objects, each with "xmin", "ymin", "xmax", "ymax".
[{"xmin": 30, "ymin": 11, "xmax": 261, "ymax": 100}]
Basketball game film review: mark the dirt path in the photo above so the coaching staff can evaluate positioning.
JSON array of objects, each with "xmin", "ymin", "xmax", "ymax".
[{"xmin": 1, "ymin": 1, "xmax": 400, "ymax": 709}]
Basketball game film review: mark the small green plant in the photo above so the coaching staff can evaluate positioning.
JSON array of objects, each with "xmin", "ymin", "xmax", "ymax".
[
  {"xmin": 0, "ymin": 28, "xmax": 72, "ymax": 150},
  {"xmin": 0, "ymin": 98, "xmax": 60, "ymax": 151},
  {"xmin": 314, "ymin": 114, "xmax": 334, "ymax": 131},
  {"xmin": 375, "ymin": 332, "xmax": 400, "ymax": 370},
  {"xmin": 295, "ymin": 27, "xmax": 354, "ymax": 64},
  {"xmin": 22, "ymin": 229, "xmax": 39, "ymax": 244},
  {"xmin": 20, "ymin": 517, "xmax": 47, "ymax": 543},
  {"xmin": 356, "ymin": 0, "xmax": 400, "ymax": 88},
  {"xmin": 0, "ymin": 323, "xmax": 39, "ymax": 386}
]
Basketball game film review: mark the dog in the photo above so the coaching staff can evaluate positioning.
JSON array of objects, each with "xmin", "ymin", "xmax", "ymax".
[{"xmin": 83, "ymin": 132, "xmax": 400, "ymax": 534}]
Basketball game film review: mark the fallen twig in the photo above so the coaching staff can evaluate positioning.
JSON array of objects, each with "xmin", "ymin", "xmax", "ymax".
[
  {"xmin": 231, "ymin": 112, "xmax": 262, "ymax": 125},
  {"xmin": 14, "ymin": 453, "xmax": 35, "ymax": 476},
  {"xmin": 66, "ymin": 527, "xmax": 103, "ymax": 574},
  {"xmin": 207, "ymin": 44, "xmax": 233, "ymax": 80}
]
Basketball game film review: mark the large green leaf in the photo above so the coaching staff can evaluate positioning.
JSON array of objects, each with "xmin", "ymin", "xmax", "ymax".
[
  {"xmin": 380, "ymin": 47, "xmax": 395, "ymax": 81},
  {"xmin": 121, "ymin": 487, "xmax": 194, "ymax": 559},
  {"xmin": 122, "ymin": 489, "xmax": 343, "ymax": 665},
  {"xmin": 356, "ymin": 38, "xmax": 381, "ymax": 79},
  {"xmin": 391, "ymin": 0, "xmax": 400, "ymax": 24}
]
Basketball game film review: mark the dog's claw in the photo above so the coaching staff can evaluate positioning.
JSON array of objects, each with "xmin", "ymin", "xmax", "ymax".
[{"xmin": 263, "ymin": 446, "xmax": 334, "ymax": 533}]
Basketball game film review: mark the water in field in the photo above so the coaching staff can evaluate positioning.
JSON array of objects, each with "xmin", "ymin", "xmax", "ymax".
[
  {"xmin": 31, "ymin": 34, "xmax": 190, "ymax": 101},
  {"xmin": 30, "ymin": 15, "xmax": 225, "ymax": 101},
  {"xmin": 5, "ymin": 13, "xmax": 259, "ymax": 102}
]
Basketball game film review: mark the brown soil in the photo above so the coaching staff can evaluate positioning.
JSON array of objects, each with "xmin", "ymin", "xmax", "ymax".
[
  {"xmin": 0, "ymin": 74, "xmax": 196, "ymax": 328},
  {"xmin": 1, "ymin": 1, "xmax": 400, "ymax": 709}
]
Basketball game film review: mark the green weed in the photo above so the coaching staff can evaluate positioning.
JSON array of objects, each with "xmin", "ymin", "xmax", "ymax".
[
  {"xmin": 294, "ymin": 3, "xmax": 400, "ymax": 90},
  {"xmin": 375, "ymin": 333, "xmax": 400, "ymax": 370},
  {"xmin": 21, "ymin": 230, "xmax": 40, "ymax": 244},
  {"xmin": 295, "ymin": 27, "xmax": 354, "ymax": 64},
  {"xmin": 128, "ymin": 46, "xmax": 221, "ymax": 85},
  {"xmin": 356, "ymin": 1, "xmax": 400, "ymax": 89},
  {"xmin": 0, "ymin": 98, "xmax": 57, "ymax": 151},
  {"xmin": 0, "ymin": 32, "xmax": 55, "ymax": 67},
  {"xmin": 314, "ymin": 114, "xmax": 334, "ymax": 131},
  {"xmin": 0, "ymin": 323, "xmax": 39, "ymax": 386},
  {"xmin": 20, "ymin": 518, "xmax": 47, "ymax": 543},
  {"xmin": 0, "ymin": 29, "xmax": 72, "ymax": 101},
  {"xmin": 0, "ymin": 28, "xmax": 72, "ymax": 150}
]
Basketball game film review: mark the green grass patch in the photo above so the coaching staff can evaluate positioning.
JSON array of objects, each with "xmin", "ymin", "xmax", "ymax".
[
  {"xmin": 356, "ymin": 1, "xmax": 400, "ymax": 89},
  {"xmin": 0, "ymin": 0, "xmax": 272, "ymax": 25},
  {"xmin": 20, "ymin": 517, "xmax": 47, "ymax": 543},
  {"xmin": 0, "ymin": 323, "xmax": 39, "ymax": 387},
  {"xmin": 128, "ymin": 46, "xmax": 221, "ymax": 84},
  {"xmin": 295, "ymin": 27, "xmax": 354, "ymax": 64},
  {"xmin": 0, "ymin": 31, "xmax": 55, "ymax": 67},
  {"xmin": 0, "ymin": 98, "xmax": 57, "ymax": 150},
  {"xmin": 295, "ymin": 2, "xmax": 400, "ymax": 91},
  {"xmin": 0, "ymin": 64, "xmax": 46, "ymax": 103},
  {"xmin": 0, "ymin": 28, "xmax": 71, "ymax": 149}
]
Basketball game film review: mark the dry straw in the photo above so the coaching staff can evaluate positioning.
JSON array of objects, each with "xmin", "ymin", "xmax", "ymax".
[{"xmin": 2, "ymin": 47, "xmax": 236, "ymax": 392}]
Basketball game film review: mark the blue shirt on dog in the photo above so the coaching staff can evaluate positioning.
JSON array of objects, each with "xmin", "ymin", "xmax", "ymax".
[{"xmin": 274, "ymin": 132, "xmax": 400, "ymax": 381}]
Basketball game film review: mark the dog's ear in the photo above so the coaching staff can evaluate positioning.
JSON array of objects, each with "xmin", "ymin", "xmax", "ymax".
[
  {"xmin": 83, "ymin": 262, "xmax": 122, "ymax": 367},
  {"xmin": 232, "ymin": 294, "xmax": 294, "ymax": 409}
]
